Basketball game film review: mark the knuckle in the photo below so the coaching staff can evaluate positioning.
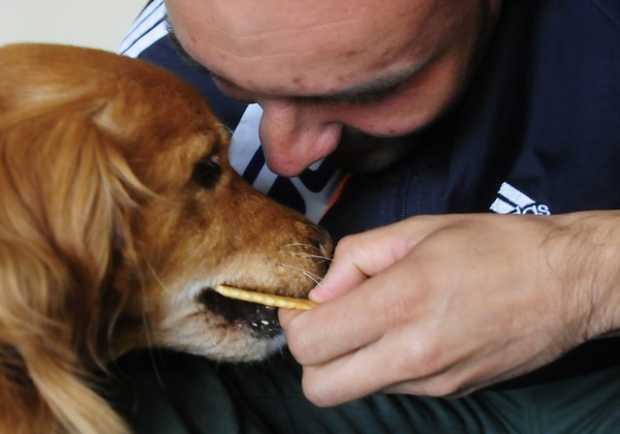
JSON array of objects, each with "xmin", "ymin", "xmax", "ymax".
[
  {"xmin": 285, "ymin": 326, "xmax": 313, "ymax": 364},
  {"xmin": 416, "ymin": 340, "xmax": 445, "ymax": 375},
  {"xmin": 333, "ymin": 235, "xmax": 357, "ymax": 259},
  {"xmin": 286, "ymin": 341, "xmax": 309, "ymax": 365},
  {"xmin": 277, "ymin": 309, "xmax": 298, "ymax": 329},
  {"xmin": 381, "ymin": 291, "xmax": 420, "ymax": 325},
  {"xmin": 407, "ymin": 250, "xmax": 441, "ymax": 279},
  {"xmin": 301, "ymin": 374, "xmax": 331, "ymax": 407},
  {"xmin": 422, "ymin": 377, "xmax": 462, "ymax": 397},
  {"xmin": 392, "ymin": 336, "xmax": 444, "ymax": 379}
]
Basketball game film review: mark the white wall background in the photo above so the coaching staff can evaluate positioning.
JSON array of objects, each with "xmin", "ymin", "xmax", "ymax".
[{"xmin": 0, "ymin": 1, "xmax": 145, "ymax": 51}]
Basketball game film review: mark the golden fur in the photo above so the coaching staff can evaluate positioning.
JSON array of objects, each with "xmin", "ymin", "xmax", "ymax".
[{"xmin": 0, "ymin": 43, "xmax": 331, "ymax": 434}]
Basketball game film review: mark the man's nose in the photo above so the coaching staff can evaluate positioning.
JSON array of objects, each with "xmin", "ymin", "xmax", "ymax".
[{"xmin": 258, "ymin": 99, "xmax": 342, "ymax": 177}]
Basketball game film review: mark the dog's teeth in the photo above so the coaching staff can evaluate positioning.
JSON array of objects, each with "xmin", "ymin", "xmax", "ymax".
[{"xmin": 261, "ymin": 320, "xmax": 270, "ymax": 326}]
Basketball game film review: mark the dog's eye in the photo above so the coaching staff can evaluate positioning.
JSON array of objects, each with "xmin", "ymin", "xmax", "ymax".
[{"xmin": 192, "ymin": 156, "xmax": 222, "ymax": 189}]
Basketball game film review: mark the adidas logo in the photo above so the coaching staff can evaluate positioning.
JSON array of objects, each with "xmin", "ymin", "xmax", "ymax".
[{"xmin": 489, "ymin": 182, "xmax": 551, "ymax": 215}]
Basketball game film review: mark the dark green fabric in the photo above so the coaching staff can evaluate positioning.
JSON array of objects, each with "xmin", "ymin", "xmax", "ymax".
[{"xmin": 108, "ymin": 350, "xmax": 620, "ymax": 434}]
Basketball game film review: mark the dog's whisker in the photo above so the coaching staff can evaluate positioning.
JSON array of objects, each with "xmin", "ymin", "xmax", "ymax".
[
  {"xmin": 289, "ymin": 251, "xmax": 332, "ymax": 262},
  {"xmin": 283, "ymin": 241, "xmax": 325, "ymax": 251},
  {"xmin": 283, "ymin": 242, "xmax": 329, "ymax": 261},
  {"xmin": 282, "ymin": 242, "xmax": 317, "ymax": 254},
  {"xmin": 279, "ymin": 263, "xmax": 322, "ymax": 286},
  {"xmin": 282, "ymin": 242, "xmax": 310, "ymax": 249},
  {"xmin": 302, "ymin": 271, "xmax": 321, "ymax": 286}
]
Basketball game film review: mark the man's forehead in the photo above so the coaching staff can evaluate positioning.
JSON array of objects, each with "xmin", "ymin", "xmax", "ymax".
[
  {"xmin": 193, "ymin": 0, "xmax": 361, "ymax": 34},
  {"xmin": 166, "ymin": 0, "xmax": 439, "ymax": 95},
  {"xmin": 167, "ymin": 0, "xmax": 410, "ymax": 32}
]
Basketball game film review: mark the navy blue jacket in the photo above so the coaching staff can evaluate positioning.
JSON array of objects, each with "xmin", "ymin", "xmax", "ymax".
[{"xmin": 121, "ymin": 1, "xmax": 620, "ymax": 386}]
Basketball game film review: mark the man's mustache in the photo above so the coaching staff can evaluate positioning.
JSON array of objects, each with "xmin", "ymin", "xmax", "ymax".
[{"xmin": 331, "ymin": 126, "xmax": 415, "ymax": 173}]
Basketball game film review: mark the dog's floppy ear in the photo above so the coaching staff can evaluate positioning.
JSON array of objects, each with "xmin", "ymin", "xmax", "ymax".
[{"xmin": 0, "ymin": 110, "xmax": 149, "ymax": 434}]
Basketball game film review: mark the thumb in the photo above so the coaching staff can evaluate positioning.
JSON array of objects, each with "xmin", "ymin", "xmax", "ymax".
[{"xmin": 311, "ymin": 222, "xmax": 416, "ymax": 302}]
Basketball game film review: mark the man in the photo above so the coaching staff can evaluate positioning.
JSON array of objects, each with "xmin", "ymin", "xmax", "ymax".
[{"xmin": 115, "ymin": 0, "xmax": 620, "ymax": 432}]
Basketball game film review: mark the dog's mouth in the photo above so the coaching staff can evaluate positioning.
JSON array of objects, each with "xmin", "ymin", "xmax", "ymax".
[{"xmin": 197, "ymin": 287, "xmax": 282, "ymax": 338}]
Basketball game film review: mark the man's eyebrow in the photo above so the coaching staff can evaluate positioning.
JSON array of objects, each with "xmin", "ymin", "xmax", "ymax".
[
  {"xmin": 212, "ymin": 62, "xmax": 423, "ymax": 105},
  {"xmin": 312, "ymin": 63, "xmax": 424, "ymax": 103},
  {"xmin": 165, "ymin": 17, "xmax": 423, "ymax": 104}
]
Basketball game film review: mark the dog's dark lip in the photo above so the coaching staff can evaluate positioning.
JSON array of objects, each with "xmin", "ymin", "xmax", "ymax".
[{"xmin": 197, "ymin": 286, "xmax": 282, "ymax": 338}]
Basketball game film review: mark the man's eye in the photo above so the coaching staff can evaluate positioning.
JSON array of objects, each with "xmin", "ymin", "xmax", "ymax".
[
  {"xmin": 192, "ymin": 156, "xmax": 222, "ymax": 189},
  {"xmin": 348, "ymin": 89, "xmax": 395, "ymax": 105}
]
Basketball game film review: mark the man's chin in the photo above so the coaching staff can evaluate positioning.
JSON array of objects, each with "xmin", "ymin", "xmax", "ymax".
[{"xmin": 331, "ymin": 128, "xmax": 415, "ymax": 173}]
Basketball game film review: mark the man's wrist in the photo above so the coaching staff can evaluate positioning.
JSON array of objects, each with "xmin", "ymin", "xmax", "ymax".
[{"xmin": 558, "ymin": 211, "xmax": 620, "ymax": 340}]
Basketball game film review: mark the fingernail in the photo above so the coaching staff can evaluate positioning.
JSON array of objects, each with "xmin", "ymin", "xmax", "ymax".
[{"xmin": 309, "ymin": 286, "xmax": 330, "ymax": 302}]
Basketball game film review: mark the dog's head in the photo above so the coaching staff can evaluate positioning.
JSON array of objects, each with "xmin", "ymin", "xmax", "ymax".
[{"xmin": 0, "ymin": 44, "xmax": 331, "ymax": 434}]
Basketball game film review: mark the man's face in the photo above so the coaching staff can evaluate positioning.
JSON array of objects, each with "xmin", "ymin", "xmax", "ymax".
[{"xmin": 167, "ymin": 0, "xmax": 500, "ymax": 176}]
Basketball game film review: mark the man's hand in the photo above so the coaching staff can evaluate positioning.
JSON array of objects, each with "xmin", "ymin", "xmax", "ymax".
[{"xmin": 279, "ymin": 212, "xmax": 620, "ymax": 406}]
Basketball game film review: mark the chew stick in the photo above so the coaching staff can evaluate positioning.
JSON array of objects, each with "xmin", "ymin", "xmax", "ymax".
[{"xmin": 213, "ymin": 284, "xmax": 318, "ymax": 310}]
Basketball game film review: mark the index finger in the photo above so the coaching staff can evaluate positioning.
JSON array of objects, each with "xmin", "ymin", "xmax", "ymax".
[
  {"xmin": 283, "ymin": 254, "xmax": 423, "ymax": 367},
  {"xmin": 311, "ymin": 215, "xmax": 451, "ymax": 302}
]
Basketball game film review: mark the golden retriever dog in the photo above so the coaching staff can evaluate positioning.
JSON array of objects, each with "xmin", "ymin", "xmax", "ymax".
[{"xmin": 0, "ymin": 43, "xmax": 331, "ymax": 434}]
